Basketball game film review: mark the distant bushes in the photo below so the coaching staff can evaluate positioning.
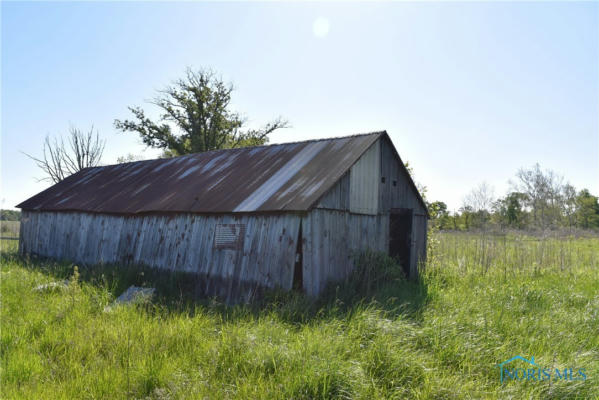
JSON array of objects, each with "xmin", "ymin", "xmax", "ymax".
[
  {"xmin": 0, "ymin": 210, "xmax": 20, "ymax": 221},
  {"xmin": 1, "ymin": 210, "xmax": 21, "ymax": 238}
]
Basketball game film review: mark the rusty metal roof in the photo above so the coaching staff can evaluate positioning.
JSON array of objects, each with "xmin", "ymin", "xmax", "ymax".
[{"xmin": 18, "ymin": 132, "xmax": 387, "ymax": 214}]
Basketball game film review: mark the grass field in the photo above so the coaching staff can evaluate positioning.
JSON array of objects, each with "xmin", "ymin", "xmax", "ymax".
[
  {"xmin": 0, "ymin": 221, "xmax": 19, "ymax": 238},
  {"xmin": 1, "ymin": 233, "xmax": 598, "ymax": 399}
]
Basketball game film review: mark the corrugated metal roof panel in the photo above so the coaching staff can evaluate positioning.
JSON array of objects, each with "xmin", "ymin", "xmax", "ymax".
[{"xmin": 17, "ymin": 132, "xmax": 384, "ymax": 214}]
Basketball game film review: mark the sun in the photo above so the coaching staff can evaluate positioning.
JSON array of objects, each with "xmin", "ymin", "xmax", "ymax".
[{"xmin": 312, "ymin": 17, "xmax": 330, "ymax": 38}]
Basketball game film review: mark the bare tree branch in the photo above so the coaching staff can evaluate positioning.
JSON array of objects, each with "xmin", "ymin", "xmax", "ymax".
[{"xmin": 23, "ymin": 125, "xmax": 105, "ymax": 183}]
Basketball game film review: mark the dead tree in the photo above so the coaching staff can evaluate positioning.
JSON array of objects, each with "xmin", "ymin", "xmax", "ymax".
[{"xmin": 25, "ymin": 125, "xmax": 105, "ymax": 183}]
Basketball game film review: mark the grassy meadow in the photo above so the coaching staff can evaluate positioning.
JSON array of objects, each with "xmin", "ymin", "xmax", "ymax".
[
  {"xmin": 0, "ymin": 221, "xmax": 19, "ymax": 239},
  {"xmin": 1, "ymin": 232, "xmax": 598, "ymax": 399}
]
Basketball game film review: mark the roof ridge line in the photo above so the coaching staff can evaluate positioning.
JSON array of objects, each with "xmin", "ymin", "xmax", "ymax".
[{"xmin": 98, "ymin": 130, "xmax": 387, "ymax": 169}]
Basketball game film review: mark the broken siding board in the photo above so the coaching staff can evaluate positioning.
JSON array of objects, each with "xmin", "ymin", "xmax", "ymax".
[{"xmin": 280, "ymin": 215, "xmax": 301, "ymax": 290}]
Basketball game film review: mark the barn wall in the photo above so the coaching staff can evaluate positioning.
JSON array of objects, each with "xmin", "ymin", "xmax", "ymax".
[
  {"xmin": 301, "ymin": 209, "xmax": 388, "ymax": 296},
  {"xmin": 379, "ymin": 137, "xmax": 427, "ymax": 215},
  {"xmin": 315, "ymin": 172, "xmax": 350, "ymax": 210},
  {"xmin": 349, "ymin": 140, "xmax": 380, "ymax": 215},
  {"xmin": 20, "ymin": 211, "xmax": 301, "ymax": 302},
  {"xmin": 313, "ymin": 137, "xmax": 428, "ymax": 281},
  {"xmin": 317, "ymin": 137, "xmax": 426, "ymax": 216},
  {"xmin": 378, "ymin": 137, "xmax": 428, "ymax": 278}
]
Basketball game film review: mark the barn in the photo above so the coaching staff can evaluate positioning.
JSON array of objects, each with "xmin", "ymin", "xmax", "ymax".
[{"xmin": 17, "ymin": 131, "xmax": 428, "ymax": 302}]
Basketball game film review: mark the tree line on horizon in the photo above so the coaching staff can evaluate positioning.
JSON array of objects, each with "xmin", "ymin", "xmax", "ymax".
[{"xmin": 427, "ymin": 164, "xmax": 599, "ymax": 232}]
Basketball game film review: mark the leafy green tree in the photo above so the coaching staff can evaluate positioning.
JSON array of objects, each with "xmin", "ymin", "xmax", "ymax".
[
  {"xmin": 493, "ymin": 192, "xmax": 527, "ymax": 229},
  {"xmin": 575, "ymin": 189, "xmax": 599, "ymax": 229},
  {"xmin": 116, "ymin": 153, "xmax": 146, "ymax": 164},
  {"xmin": 459, "ymin": 205, "xmax": 474, "ymax": 230},
  {"xmin": 562, "ymin": 184, "xmax": 577, "ymax": 228},
  {"xmin": 0, "ymin": 210, "xmax": 21, "ymax": 221},
  {"xmin": 512, "ymin": 163, "xmax": 565, "ymax": 229},
  {"xmin": 114, "ymin": 68, "xmax": 289, "ymax": 156},
  {"xmin": 429, "ymin": 201, "xmax": 451, "ymax": 230}
]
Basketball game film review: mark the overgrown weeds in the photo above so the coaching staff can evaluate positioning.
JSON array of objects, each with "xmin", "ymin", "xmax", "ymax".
[{"xmin": 1, "ymin": 234, "xmax": 598, "ymax": 399}]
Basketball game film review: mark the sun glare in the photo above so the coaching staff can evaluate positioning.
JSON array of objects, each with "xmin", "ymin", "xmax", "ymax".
[{"xmin": 312, "ymin": 17, "xmax": 330, "ymax": 38}]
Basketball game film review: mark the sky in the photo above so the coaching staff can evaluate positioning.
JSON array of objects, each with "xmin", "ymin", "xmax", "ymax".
[{"xmin": 2, "ymin": 1, "xmax": 598, "ymax": 211}]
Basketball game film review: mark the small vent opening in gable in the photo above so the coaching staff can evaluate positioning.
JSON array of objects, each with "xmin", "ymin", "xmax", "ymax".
[{"xmin": 214, "ymin": 224, "xmax": 246, "ymax": 250}]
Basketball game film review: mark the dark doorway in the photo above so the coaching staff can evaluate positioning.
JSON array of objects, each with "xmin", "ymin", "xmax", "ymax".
[
  {"xmin": 389, "ymin": 209, "xmax": 413, "ymax": 278},
  {"xmin": 293, "ymin": 222, "xmax": 303, "ymax": 291}
]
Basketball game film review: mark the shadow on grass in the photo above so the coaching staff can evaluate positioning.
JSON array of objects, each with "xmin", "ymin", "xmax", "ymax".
[{"xmin": 1, "ymin": 249, "xmax": 430, "ymax": 325}]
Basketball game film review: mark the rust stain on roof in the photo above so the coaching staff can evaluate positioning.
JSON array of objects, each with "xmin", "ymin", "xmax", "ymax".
[{"xmin": 18, "ymin": 132, "xmax": 384, "ymax": 214}]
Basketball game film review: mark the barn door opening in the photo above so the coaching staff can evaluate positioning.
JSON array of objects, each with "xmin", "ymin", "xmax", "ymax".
[
  {"xmin": 293, "ymin": 221, "xmax": 303, "ymax": 291},
  {"xmin": 389, "ymin": 209, "xmax": 413, "ymax": 278}
]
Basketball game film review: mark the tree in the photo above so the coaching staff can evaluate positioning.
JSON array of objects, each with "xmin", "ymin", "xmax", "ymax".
[
  {"xmin": 0, "ymin": 210, "xmax": 21, "ymax": 221},
  {"xmin": 512, "ymin": 163, "xmax": 565, "ymax": 229},
  {"xmin": 463, "ymin": 182, "xmax": 495, "ymax": 229},
  {"xmin": 114, "ymin": 68, "xmax": 289, "ymax": 156},
  {"xmin": 575, "ymin": 189, "xmax": 599, "ymax": 229},
  {"xmin": 493, "ymin": 192, "xmax": 527, "ymax": 229},
  {"xmin": 459, "ymin": 205, "xmax": 474, "ymax": 230},
  {"xmin": 428, "ymin": 201, "xmax": 451, "ymax": 230},
  {"xmin": 25, "ymin": 125, "xmax": 105, "ymax": 183},
  {"xmin": 562, "ymin": 184, "xmax": 577, "ymax": 228},
  {"xmin": 116, "ymin": 153, "xmax": 146, "ymax": 164}
]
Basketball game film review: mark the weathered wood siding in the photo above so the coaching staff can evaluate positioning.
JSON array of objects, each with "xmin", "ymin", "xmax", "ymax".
[
  {"xmin": 315, "ymin": 172, "xmax": 350, "ymax": 210},
  {"xmin": 349, "ymin": 140, "xmax": 380, "ymax": 215},
  {"xmin": 318, "ymin": 137, "xmax": 426, "ymax": 216},
  {"xmin": 315, "ymin": 137, "xmax": 428, "ymax": 280},
  {"xmin": 20, "ymin": 211, "xmax": 301, "ymax": 302},
  {"xmin": 301, "ymin": 209, "xmax": 388, "ymax": 296},
  {"xmin": 379, "ymin": 137, "xmax": 427, "ymax": 215}
]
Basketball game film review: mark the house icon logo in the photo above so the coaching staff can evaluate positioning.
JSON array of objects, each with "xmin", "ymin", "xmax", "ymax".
[
  {"xmin": 497, "ymin": 356, "xmax": 538, "ymax": 384},
  {"xmin": 496, "ymin": 355, "xmax": 587, "ymax": 384}
]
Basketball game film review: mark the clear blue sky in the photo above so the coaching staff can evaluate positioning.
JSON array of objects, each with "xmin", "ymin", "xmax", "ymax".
[{"xmin": 2, "ymin": 1, "xmax": 597, "ymax": 211}]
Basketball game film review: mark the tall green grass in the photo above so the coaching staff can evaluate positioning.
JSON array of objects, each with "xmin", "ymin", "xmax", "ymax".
[{"xmin": 1, "ymin": 233, "xmax": 598, "ymax": 399}]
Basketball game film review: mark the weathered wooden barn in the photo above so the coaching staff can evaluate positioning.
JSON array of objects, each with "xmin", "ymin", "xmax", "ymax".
[{"xmin": 17, "ymin": 131, "xmax": 428, "ymax": 301}]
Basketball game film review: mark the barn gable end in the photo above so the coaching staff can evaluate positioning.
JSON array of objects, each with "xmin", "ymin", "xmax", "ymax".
[
  {"xmin": 311, "ymin": 134, "xmax": 428, "ymax": 286},
  {"xmin": 315, "ymin": 135, "xmax": 427, "ymax": 215}
]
